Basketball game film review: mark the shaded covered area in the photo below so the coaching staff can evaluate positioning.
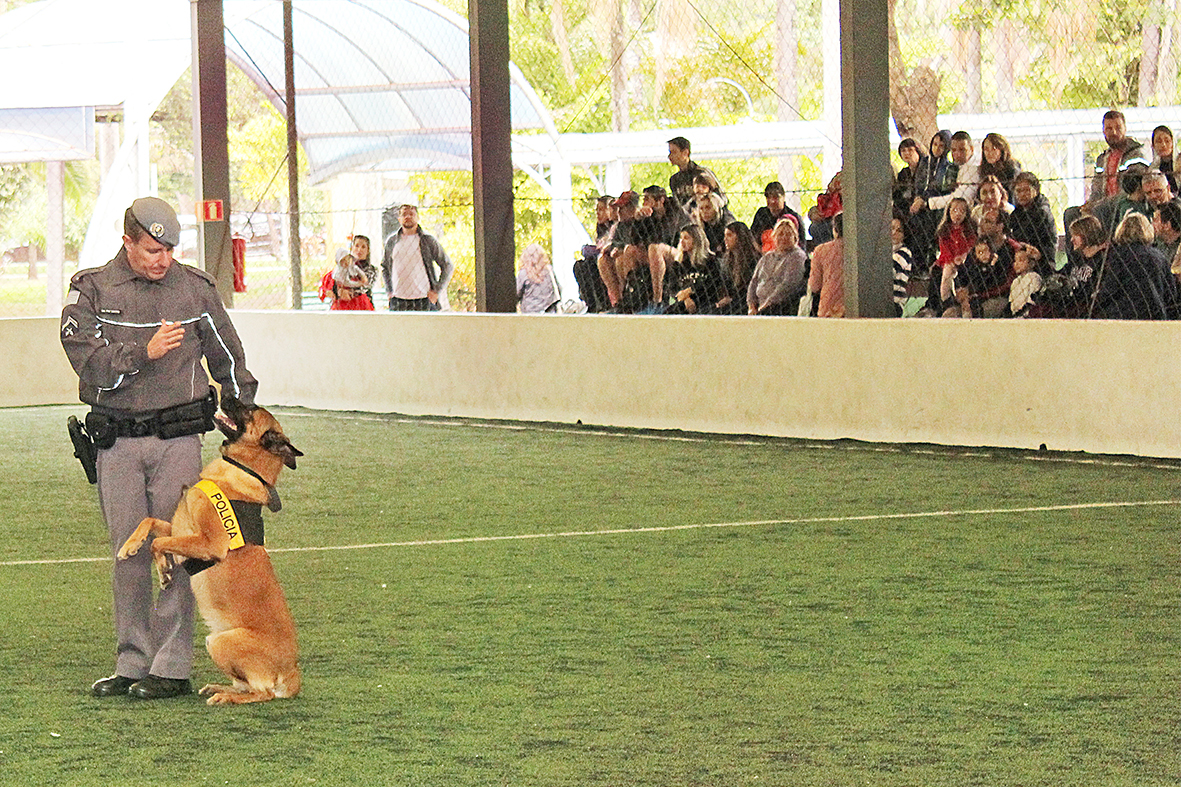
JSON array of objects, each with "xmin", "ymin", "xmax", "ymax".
[{"xmin": 0, "ymin": 0, "xmax": 558, "ymax": 287}]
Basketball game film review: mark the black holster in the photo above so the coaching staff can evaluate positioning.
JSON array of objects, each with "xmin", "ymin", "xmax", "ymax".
[{"xmin": 67, "ymin": 415, "xmax": 98, "ymax": 484}]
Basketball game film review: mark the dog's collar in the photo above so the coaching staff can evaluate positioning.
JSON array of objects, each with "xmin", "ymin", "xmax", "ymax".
[{"xmin": 223, "ymin": 456, "xmax": 282, "ymax": 512}]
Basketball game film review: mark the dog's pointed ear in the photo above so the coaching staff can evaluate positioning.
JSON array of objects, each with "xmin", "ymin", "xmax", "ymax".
[{"xmin": 260, "ymin": 429, "xmax": 303, "ymax": 470}]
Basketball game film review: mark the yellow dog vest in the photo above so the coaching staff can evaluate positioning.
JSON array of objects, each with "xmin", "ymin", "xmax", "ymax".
[{"xmin": 194, "ymin": 479, "xmax": 247, "ymax": 550}]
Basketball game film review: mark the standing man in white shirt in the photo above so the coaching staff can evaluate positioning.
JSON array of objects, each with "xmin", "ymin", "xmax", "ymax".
[{"xmin": 381, "ymin": 203, "xmax": 454, "ymax": 311}]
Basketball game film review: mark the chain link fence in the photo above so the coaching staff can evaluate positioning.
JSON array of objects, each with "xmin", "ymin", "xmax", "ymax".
[{"xmin": 1, "ymin": 0, "xmax": 1178, "ymax": 316}]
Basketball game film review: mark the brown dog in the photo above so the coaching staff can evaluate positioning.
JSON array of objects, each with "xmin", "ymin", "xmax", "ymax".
[{"xmin": 117, "ymin": 397, "xmax": 303, "ymax": 705}]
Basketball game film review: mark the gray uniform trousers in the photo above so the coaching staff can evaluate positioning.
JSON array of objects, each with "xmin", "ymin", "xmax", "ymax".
[{"xmin": 96, "ymin": 434, "xmax": 202, "ymax": 680}]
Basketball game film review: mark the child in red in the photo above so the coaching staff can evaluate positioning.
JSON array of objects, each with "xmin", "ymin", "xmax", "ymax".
[{"xmin": 933, "ymin": 197, "xmax": 977, "ymax": 314}]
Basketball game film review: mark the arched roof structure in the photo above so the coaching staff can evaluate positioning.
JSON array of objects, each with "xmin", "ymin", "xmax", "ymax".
[
  {"xmin": 223, "ymin": 0, "xmax": 557, "ymax": 183},
  {"xmin": 0, "ymin": 0, "xmax": 560, "ymax": 267}
]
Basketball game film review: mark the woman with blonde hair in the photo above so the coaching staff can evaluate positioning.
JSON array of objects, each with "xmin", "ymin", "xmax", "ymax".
[
  {"xmin": 515, "ymin": 243, "xmax": 560, "ymax": 313},
  {"xmin": 1091, "ymin": 213, "xmax": 1178, "ymax": 319}
]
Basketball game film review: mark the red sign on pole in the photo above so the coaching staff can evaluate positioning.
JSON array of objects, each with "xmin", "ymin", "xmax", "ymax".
[{"xmin": 202, "ymin": 199, "xmax": 224, "ymax": 222}]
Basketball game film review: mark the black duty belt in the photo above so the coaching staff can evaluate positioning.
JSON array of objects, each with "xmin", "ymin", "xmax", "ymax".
[{"xmin": 87, "ymin": 388, "xmax": 217, "ymax": 448}]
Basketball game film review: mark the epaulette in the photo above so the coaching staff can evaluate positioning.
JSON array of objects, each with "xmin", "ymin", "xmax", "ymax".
[
  {"xmin": 178, "ymin": 263, "xmax": 219, "ymax": 286},
  {"xmin": 69, "ymin": 267, "xmax": 104, "ymax": 287}
]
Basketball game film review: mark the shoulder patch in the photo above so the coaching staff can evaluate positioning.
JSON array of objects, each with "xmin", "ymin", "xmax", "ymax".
[{"xmin": 64, "ymin": 289, "xmax": 81, "ymax": 306}]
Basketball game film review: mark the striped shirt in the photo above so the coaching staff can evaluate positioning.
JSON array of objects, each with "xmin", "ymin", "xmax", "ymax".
[{"xmin": 892, "ymin": 245, "xmax": 914, "ymax": 307}]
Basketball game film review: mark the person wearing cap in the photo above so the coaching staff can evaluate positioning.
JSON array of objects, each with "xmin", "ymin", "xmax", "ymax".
[
  {"xmin": 596, "ymin": 190, "xmax": 642, "ymax": 308},
  {"xmin": 60, "ymin": 197, "xmax": 258, "ymax": 700}
]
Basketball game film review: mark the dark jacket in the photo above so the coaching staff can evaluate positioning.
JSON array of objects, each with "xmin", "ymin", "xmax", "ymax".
[
  {"xmin": 1009, "ymin": 195, "xmax": 1058, "ymax": 274},
  {"xmin": 1092, "ymin": 242, "xmax": 1177, "ymax": 320},
  {"xmin": 60, "ymin": 248, "xmax": 257, "ymax": 413}
]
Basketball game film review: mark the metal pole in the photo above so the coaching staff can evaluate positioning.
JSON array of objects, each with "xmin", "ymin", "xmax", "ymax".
[
  {"xmin": 840, "ymin": 0, "xmax": 894, "ymax": 317},
  {"xmin": 470, "ymin": 0, "xmax": 516, "ymax": 312},
  {"xmin": 284, "ymin": 0, "xmax": 302, "ymax": 309},
  {"xmin": 193, "ymin": 0, "xmax": 234, "ymax": 307}
]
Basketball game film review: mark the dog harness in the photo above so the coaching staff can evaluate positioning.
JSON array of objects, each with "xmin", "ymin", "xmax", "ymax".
[{"xmin": 181, "ymin": 478, "xmax": 267, "ymax": 576}]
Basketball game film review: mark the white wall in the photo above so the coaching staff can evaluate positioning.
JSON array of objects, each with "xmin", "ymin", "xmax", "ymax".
[{"xmin": 9, "ymin": 312, "xmax": 1179, "ymax": 458}]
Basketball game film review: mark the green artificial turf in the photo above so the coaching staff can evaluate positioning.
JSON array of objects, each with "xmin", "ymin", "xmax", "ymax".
[{"xmin": 0, "ymin": 405, "xmax": 1177, "ymax": 786}]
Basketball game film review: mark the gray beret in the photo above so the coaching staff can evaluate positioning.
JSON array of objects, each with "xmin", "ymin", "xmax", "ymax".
[{"xmin": 130, "ymin": 197, "xmax": 181, "ymax": 247}]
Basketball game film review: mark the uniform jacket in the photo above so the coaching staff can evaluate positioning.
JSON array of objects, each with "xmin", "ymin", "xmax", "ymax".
[{"xmin": 60, "ymin": 247, "xmax": 258, "ymax": 414}]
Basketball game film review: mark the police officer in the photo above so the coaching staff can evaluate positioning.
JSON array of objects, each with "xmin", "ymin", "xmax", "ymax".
[{"xmin": 60, "ymin": 197, "xmax": 258, "ymax": 699}]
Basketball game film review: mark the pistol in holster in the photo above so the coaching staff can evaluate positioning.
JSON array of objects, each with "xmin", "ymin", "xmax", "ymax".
[{"xmin": 67, "ymin": 415, "xmax": 98, "ymax": 485}]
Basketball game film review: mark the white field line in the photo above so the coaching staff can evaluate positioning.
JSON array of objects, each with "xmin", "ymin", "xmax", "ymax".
[{"xmin": 3, "ymin": 499, "xmax": 1177, "ymax": 567}]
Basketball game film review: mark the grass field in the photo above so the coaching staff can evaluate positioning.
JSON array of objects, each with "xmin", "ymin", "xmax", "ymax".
[{"xmin": 0, "ymin": 405, "xmax": 1178, "ymax": 786}]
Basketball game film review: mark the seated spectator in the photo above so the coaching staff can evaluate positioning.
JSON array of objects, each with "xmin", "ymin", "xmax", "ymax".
[
  {"xmin": 893, "ymin": 138, "xmax": 925, "ymax": 217},
  {"xmin": 573, "ymin": 195, "xmax": 614, "ymax": 312},
  {"xmin": 602, "ymin": 186, "xmax": 682, "ymax": 309},
  {"xmin": 636, "ymin": 185, "xmax": 684, "ymax": 303},
  {"xmin": 1153, "ymin": 201, "xmax": 1181, "ymax": 262},
  {"xmin": 716, "ymin": 221, "xmax": 761, "ymax": 315},
  {"xmin": 695, "ymin": 192, "xmax": 734, "ymax": 258},
  {"xmin": 808, "ymin": 171, "xmax": 843, "ymax": 247},
  {"xmin": 890, "ymin": 213, "xmax": 915, "ymax": 317},
  {"xmin": 1009, "ymin": 171, "xmax": 1057, "ymax": 273},
  {"xmin": 1031, "ymin": 214, "xmax": 1107, "ymax": 318},
  {"xmin": 516, "ymin": 243, "xmax": 560, "ymax": 313},
  {"xmin": 1151, "ymin": 125, "xmax": 1178, "ymax": 193},
  {"xmin": 1008, "ymin": 243, "xmax": 1045, "ymax": 318},
  {"xmin": 808, "ymin": 212, "xmax": 846, "ymax": 317},
  {"xmin": 978, "ymin": 132, "xmax": 1021, "ymax": 195},
  {"xmin": 934, "ymin": 197, "xmax": 978, "ymax": 270},
  {"xmin": 1142, "ymin": 169, "xmax": 1178, "ymax": 211},
  {"xmin": 751, "ymin": 181, "xmax": 804, "ymax": 253},
  {"xmin": 947, "ymin": 237, "xmax": 1013, "ymax": 318},
  {"xmin": 1091, "ymin": 212, "xmax": 1178, "ymax": 320},
  {"xmin": 921, "ymin": 197, "xmax": 976, "ymax": 315},
  {"xmin": 909, "ymin": 130, "xmax": 955, "ymax": 269},
  {"xmin": 597, "ymin": 191, "xmax": 641, "ymax": 309},
  {"xmin": 662, "ymin": 224, "xmax": 727, "ymax": 315},
  {"xmin": 1089, "ymin": 161, "xmax": 1152, "ymax": 239},
  {"xmin": 970, "ymin": 175, "xmax": 1010, "ymax": 223},
  {"xmin": 925, "ymin": 131, "xmax": 980, "ymax": 221},
  {"xmin": 748, "ymin": 217, "xmax": 807, "ymax": 315},
  {"xmin": 978, "ymin": 208, "xmax": 1020, "ymax": 270},
  {"xmin": 691, "ymin": 171, "xmax": 727, "ymax": 211}
]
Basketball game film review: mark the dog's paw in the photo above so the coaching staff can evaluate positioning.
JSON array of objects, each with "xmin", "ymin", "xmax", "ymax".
[
  {"xmin": 116, "ymin": 541, "xmax": 142, "ymax": 560},
  {"xmin": 199, "ymin": 683, "xmax": 233, "ymax": 697},
  {"xmin": 158, "ymin": 570, "xmax": 173, "ymax": 590}
]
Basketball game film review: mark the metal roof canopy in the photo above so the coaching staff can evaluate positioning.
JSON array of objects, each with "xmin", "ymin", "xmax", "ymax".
[
  {"xmin": 0, "ymin": 0, "xmax": 554, "ymax": 179},
  {"xmin": 0, "ymin": 0, "xmax": 558, "ymax": 274}
]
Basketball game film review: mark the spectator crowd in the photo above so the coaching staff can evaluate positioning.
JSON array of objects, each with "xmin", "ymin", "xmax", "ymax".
[{"xmin": 567, "ymin": 113, "xmax": 1181, "ymax": 319}]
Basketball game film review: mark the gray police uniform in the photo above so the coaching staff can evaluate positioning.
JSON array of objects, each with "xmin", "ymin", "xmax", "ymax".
[{"xmin": 60, "ymin": 247, "xmax": 257, "ymax": 681}]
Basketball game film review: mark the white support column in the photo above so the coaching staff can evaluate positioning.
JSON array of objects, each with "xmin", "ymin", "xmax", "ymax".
[
  {"xmin": 45, "ymin": 161, "xmax": 65, "ymax": 315},
  {"xmin": 1066, "ymin": 135, "xmax": 1087, "ymax": 207},
  {"xmin": 820, "ymin": 0, "xmax": 842, "ymax": 184},
  {"xmin": 548, "ymin": 157, "xmax": 586, "ymax": 299},
  {"xmin": 605, "ymin": 159, "xmax": 627, "ymax": 196}
]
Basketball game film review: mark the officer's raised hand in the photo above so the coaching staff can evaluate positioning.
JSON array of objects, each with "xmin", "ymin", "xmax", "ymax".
[{"xmin": 147, "ymin": 320, "xmax": 184, "ymax": 359}]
